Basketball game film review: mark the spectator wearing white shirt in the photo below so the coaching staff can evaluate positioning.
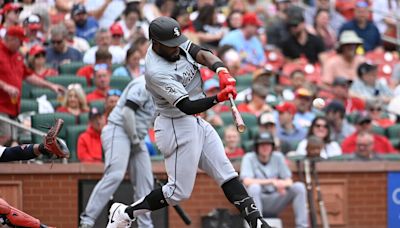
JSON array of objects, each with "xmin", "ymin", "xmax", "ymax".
[
  {"xmin": 83, "ymin": 28, "xmax": 126, "ymax": 64},
  {"xmin": 64, "ymin": 19, "xmax": 90, "ymax": 53}
]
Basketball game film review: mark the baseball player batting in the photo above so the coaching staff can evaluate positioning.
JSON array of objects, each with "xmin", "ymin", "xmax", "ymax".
[
  {"xmin": 107, "ymin": 16, "xmax": 271, "ymax": 228},
  {"xmin": 79, "ymin": 76, "xmax": 155, "ymax": 228}
]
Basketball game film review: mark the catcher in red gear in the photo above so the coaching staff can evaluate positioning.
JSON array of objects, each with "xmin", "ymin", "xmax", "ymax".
[{"xmin": 0, "ymin": 118, "xmax": 69, "ymax": 228}]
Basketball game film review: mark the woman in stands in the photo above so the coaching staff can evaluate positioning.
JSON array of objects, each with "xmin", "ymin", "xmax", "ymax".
[
  {"xmin": 112, "ymin": 46, "xmax": 144, "ymax": 79},
  {"xmin": 27, "ymin": 45, "xmax": 58, "ymax": 78},
  {"xmin": 56, "ymin": 84, "xmax": 89, "ymax": 117},
  {"xmin": 294, "ymin": 116, "xmax": 342, "ymax": 159}
]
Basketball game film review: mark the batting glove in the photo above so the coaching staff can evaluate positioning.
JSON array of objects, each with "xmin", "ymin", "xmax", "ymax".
[
  {"xmin": 217, "ymin": 86, "xmax": 237, "ymax": 102},
  {"xmin": 217, "ymin": 67, "xmax": 236, "ymax": 90}
]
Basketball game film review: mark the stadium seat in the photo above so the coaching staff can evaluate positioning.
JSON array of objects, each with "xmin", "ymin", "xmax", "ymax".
[
  {"xmin": 242, "ymin": 140, "xmax": 254, "ymax": 152},
  {"xmin": 112, "ymin": 63, "xmax": 123, "ymax": 71},
  {"xmin": 20, "ymin": 99, "xmax": 38, "ymax": 113},
  {"xmin": 65, "ymin": 124, "xmax": 87, "ymax": 162},
  {"xmin": 372, "ymin": 125, "xmax": 386, "ymax": 136},
  {"xmin": 59, "ymin": 62, "xmax": 85, "ymax": 74},
  {"xmin": 89, "ymin": 100, "xmax": 105, "ymax": 113},
  {"xmin": 235, "ymin": 74, "xmax": 253, "ymax": 88},
  {"xmin": 46, "ymin": 76, "xmax": 88, "ymax": 87},
  {"xmin": 83, "ymin": 87, "xmax": 96, "ymax": 94},
  {"xmin": 49, "ymin": 99, "xmax": 61, "ymax": 110},
  {"xmin": 387, "ymin": 124, "xmax": 400, "ymax": 139},
  {"xmin": 30, "ymin": 88, "xmax": 57, "ymax": 99},
  {"xmin": 79, "ymin": 113, "xmax": 89, "ymax": 125},
  {"xmin": 31, "ymin": 113, "xmax": 76, "ymax": 143},
  {"xmin": 110, "ymin": 77, "xmax": 131, "ymax": 91},
  {"xmin": 21, "ymin": 81, "xmax": 33, "ymax": 99}
]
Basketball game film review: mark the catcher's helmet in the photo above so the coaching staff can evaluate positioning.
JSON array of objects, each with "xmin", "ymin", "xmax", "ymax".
[{"xmin": 149, "ymin": 16, "xmax": 187, "ymax": 47}]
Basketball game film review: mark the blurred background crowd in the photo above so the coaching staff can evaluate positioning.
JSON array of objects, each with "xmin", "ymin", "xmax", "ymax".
[{"xmin": 1, "ymin": 0, "xmax": 400, "ymax": 163}]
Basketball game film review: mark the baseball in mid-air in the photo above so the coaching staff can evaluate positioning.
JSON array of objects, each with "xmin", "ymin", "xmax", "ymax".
[{"xmin": 312, "ymin": 98, "xmax": 325, "ymax": 109}]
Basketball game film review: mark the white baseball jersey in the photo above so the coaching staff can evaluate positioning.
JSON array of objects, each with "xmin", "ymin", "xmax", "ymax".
[
  {"xmin": 108, "ymin": 76, "xmax": 155, "ymax": 139},
  {"xmin": 144, "ymin": 40, "xmax": 205, "ymax": 118}
]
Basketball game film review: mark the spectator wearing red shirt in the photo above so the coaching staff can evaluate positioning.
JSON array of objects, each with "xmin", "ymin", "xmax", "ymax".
[
  {"xmin": 0, "ymin": 3, "xmax": 23, "ymax": 38},
  {"xmin": 77, "ymin": 49, "xmax": 112, "ymax": 86},
  {"xmin": 341, "ymin": 111, "xmax": 396, "ymax": 154},
  {"xmin": 330, "ymin": 77, "xmax": 365, "ymax": 113},
  {"xmin": 224, "ymin": 125, "xmax": 245, "ymax": 159},
  {"xmin": 27, "ymin": 45, "xmax": 58, "ymax": 79},
  {"xmin": 86, "ymin": 64, "xmax": 111, "ymax": 103},
  {"xmin": 56, "ymin": 83, "xmax": 89, "ymax": 117},
  {"xmin": 77, "ymin": 107, "xmax": 106, "ymax": 163},
  {"xmin": 0, "ymin": 26, "xmax": 64, "ymax": 145}
]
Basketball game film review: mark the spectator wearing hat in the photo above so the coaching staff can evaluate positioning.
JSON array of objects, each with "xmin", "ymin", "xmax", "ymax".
[
  {"xmin": 27, "ymin": 45, "xmax": 58, "ymax": 79},
  {"xmin": 104, "ymin": 89, "xmax": 121, "ymax": 118},
  {"xmin": 281, "ymin": 5, "xmax": 325, "ymax": 64},
  {"xmin": 22, "ymin": 14, "xmax": 45, "ymax": 51},
  {"xmin": 330, "ymin": 76, "xmax": 365, "ymax": 113},
  {"xmin": 86, "ymin": 64, "xmax": 111, "ymax": 103},
  {"xmin": 322, "ymin": 30, "xmax": 365, "ymax": 86},
  {"xmin": 219, "ymin": 12, "xmax": 266, "ymax": 67},
  {"xmin": 304, "ymin": 0, "xmax": 346, "ymax": 34},
  {"xmin": 0, "ymin": 3, "xmax": 23, "ymax": 38},
  {"xmin": 341, "ymin": 111, "xmax": 396, "ymax": 154},
  {"xmin": 350, "ymin": 131, "xmax": 383, "ymax": 160},
  {"xmin": 238, "ymin": 83, "xmax": 273, "ymax": 117},
  {"xmin": 236, "ymin": 68, "xmax": 276, "ymax": 102},
  {"xmin": 71, "ymin": 3, "xmax": 99, "ymax": 42},
  {"xmin": 294, "ymin": 116, "xmax": 342, "ymax": 159},
  {"xmin": 193, "ymin": 4, "xmax": 226, "ymax": 50},
  {"xmin": 223, "ymin": 125, "xmax": 245, "ymax": 159},
  {"xmin": 350, "ymin": 62, "xmax": 393, "ymax": 104},
  {"xmin": 77, "ymin": 49, "xmax": 112, "ymax": 86},
  {"xmin": 110, "ymin": 23, "xmax": 125, "ymax": 48},
  {"xmin": 265, "ymin": 0, "xmax": 292, "ymax": 49},
  {"xmin": 0, "ymin": 26, "xmax": 65, "ymax": 145},
  {"xmin": 64, "ymin": 19, "xmax": 90, "ymax": 53},
  {"xmin": 77, "ymin": 107, "xmax": 106, "ymax": 163},
  {"xmin": 83, "ymin": 28, "xmax": 126, "ymax": 64},
  {"xmin": 45, "ymin": 23, "xmax": 83, "ymax": 69},
  {"xmin": 112, "ymin": 46, "xmax": 145, "ymax": 79},
  {"xmin": 258, "ymin": 111, "xmax": 280, "ymax": 149},
  {"xmin": 293, "ymin": 88, "xmax": 316, "ymax": 128},
  {"xmin": 240, "ymin": 132, "xmax": 308, "ymax": 227},
  {"xmin": 56, "ymin": 83, "xmax": 89, "ymax": 118},
  {"xmin": 325, "ymin": 100, "xmax": 355, "ymax": 143},
  {"xmin": 275, "ymin": 102, "xmax": 307, "ymax": 153},
  {"xmin": 338, "ymin": 0, "xmax": 381, "ymax": 52},
  {"xmin": 365, "ymin": 99, "xmax": 394, "ymax": 128}
]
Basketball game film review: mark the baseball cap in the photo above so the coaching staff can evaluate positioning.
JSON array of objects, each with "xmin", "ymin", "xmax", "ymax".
[
  {"xmin": 149, "ymin": 16, "xmax": 187, "ymax": 47},
  {"xmin": 295, "ymin": 88, "xmax": 313, "ymax": 98},
  {"xmin": 324, "ymin": 100, "xmax": 345, "ymax": 115},
  {"xmin": 203, "ymin": 78, "xmax": 219, "ymax": 92},
  {"xmin": 71, "ymin": 4, "xmax": 87, "ymax": 16},
  {"xmin": 276, "ymin": 102, "xmax": 297, "ymax": 115},
  {"xmin": 110, "ymin": 23, "xmax": 124, "ymax": 36},
  {"xmin": 286, "ymin": 6, "xmax": 304, "ymax": 27},
  {"xmin": 23, "ymin": 14, "xmax": 42, "ymax": 30},
  {"xmin": 6, "ymin": 26, "xmax": 26, "ymax": 41},
  {"xmin": 355, "ymin": 0, "xmax": 369, "ymax": 8},
  {"xmin": 242, "ymin": 12, "xmax": 263, "ymax": 27},
  {"xmin": 258, "ymin": 112, "xmax": 276, "ymax": 126},
  {"xmin": 357, "ymin": 62, "xmax": 378, "ymax": 77},
  {"xmin": 338, "ymin": 30, "xmax": 363, "ymax": 46},
  {"xmin": 1, "ymin": 3, "xmax": 23, "ymax": 14},
  {"xmin": 255, "ymin": 132, "xmax": 275, "ymax": 145},
  {"xmin": 107, "ymin": 89, "xmax": 122, "ymax": 97},
  {"xmin": 354, "ymin": 111, "xmax": 372, "ymax": 125},
  {"xmin": 89, "ymin": 107, "xmax": 103, "ymax": 120},
  {"xmin": 29, "ymin": 45, "xmax": 46, "ymax": 56},
  {"xmin": 332, "ymin": 76, "xmax": 352, "ymax": 86}
]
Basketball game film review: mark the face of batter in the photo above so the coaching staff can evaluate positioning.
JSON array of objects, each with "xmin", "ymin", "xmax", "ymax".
[{"xmin": 153, "ymin": 41, "xmax": 180, "ymax": 62}]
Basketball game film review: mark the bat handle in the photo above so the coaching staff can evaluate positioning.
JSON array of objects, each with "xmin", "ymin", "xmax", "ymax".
[{"xmin": 228, "ymin": 93, "xmax": 234, "ymax": 103}]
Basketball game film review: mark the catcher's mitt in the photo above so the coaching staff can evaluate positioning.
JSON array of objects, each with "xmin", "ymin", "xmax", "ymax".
[{"xmin": 42, "ymin": 118, "xmax": 70, "ymax": 159}]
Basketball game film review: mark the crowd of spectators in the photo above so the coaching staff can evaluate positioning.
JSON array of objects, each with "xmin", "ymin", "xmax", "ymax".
[{"xmin": 0, "ymin": 0, "xmax": 400, "ymax": 165}]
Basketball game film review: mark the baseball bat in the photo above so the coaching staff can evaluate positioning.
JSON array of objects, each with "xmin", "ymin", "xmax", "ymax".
[
  {"xmin": 228, "ymin": 94, "xmax": 246, "ymax": 133},
  {"xmin": 155, "ymin": 179, "xmax": 192, "ymax": 225},
  {"xmin": 304, "ymin": 159, "xmax": 318, "ymax": 228},
  {"xmin": 311, "ymin": 160, "xmax": 330, "ymax": 228}
]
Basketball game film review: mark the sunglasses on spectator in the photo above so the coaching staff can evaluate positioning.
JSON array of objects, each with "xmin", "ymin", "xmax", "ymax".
[
  {"xmin": 107, "ymin": 89, "xmax": 122, "ymax": 97},
  {"xmin": 51, "ymin": 39, "xmax": 63, "ymax": 45},
  {"xmin": 314, "ymin": 123, "xmax": 328, "ymax": 129},
  {"xmin": 369, "ymin": 107, "xmax": 381, "ymax": 112},
  {"xmin": 356, "ymin": 142, "xmax": 372, "ymax": 147},
  {"xmin": 94, "ymin": 63, "xmax": 109, "ymax": 72}
]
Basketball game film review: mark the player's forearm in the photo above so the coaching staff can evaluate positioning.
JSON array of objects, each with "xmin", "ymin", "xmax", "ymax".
[
  {"xmin": 176, "ymin": 96, "xmax": 218, "ymax": 115},
  {"xmin": 0, "ymin": 144, "xmax": 38, "ymax": 162},
  {"xmin": 195, "ymin": 50, "xmax": 223, "ymax": 70}
]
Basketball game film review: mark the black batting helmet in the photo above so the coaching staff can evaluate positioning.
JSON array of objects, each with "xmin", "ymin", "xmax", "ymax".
[
  {"xmin": 149, "ymin": 16, "xmax": 187, "ymax": 47},
  {"xmin": 254, "ymin": 132, "xmax": 275, "ymax": 153}
]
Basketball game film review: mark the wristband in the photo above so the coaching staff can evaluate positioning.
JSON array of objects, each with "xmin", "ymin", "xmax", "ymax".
[{"xmin": 211, "ymin": 61, "xmax": 226, "ymax": 72}]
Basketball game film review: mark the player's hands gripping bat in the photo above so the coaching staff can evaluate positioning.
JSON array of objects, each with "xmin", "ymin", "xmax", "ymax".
[
  {"xmin": 228, "ymin": 94, "xmax": 246, "ymax": 133},
  {"xmin": 216, "ymin": 86, "xmax": 237, "ymax": 102},
  {"xmin": 217, "ymin": 67, "xmax": 236, "ymax": 90},
  {"xmin": 41, "ymin": 118, "xmax": 70, "ymax": 158}
]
